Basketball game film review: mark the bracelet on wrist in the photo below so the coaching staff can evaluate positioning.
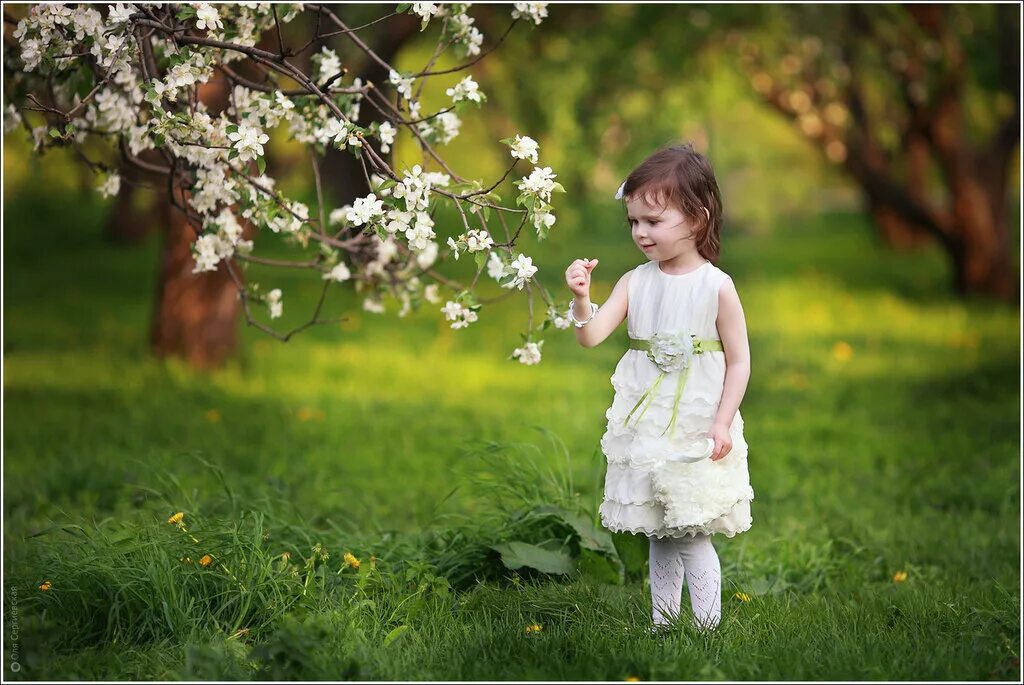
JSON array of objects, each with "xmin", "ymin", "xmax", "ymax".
[{"xmin": 568, "ymin": 298, "xmax": 599, "ymax": 327}]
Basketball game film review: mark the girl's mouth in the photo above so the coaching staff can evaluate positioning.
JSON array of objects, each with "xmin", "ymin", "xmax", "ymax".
[{"xmin": 640, "ymin": 243, "xmax": 655, "ymax": 249}]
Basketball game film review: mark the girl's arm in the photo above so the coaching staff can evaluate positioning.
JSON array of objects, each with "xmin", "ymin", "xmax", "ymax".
[
  {"xmin": 712, "ymin": 276, "xmax": 751, "ymax": 433},
  {"xmin": 574, "ymin": 269, "xmax": 633, "ymax": 348}
]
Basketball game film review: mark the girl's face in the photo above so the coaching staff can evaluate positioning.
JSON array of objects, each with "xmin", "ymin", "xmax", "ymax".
[{"xmin": 626, "ymin": 193, "xmax": 695, "ymax": 258}]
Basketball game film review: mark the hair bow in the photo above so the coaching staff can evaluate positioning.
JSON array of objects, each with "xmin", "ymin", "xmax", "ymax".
[{"xmin": 614, "ymin": 181, "xmax": 626, "ymax": 200}]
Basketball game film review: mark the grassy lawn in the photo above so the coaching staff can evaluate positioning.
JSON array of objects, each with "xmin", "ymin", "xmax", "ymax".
[{"xmin": 3, "ymin": 183, "xmax": 1020, "ymax": 681}]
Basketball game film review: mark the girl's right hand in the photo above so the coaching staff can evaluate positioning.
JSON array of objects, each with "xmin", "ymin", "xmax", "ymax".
[{"xmin": 565, "ymin": 258, "xmax": 599, "ymax": 298}]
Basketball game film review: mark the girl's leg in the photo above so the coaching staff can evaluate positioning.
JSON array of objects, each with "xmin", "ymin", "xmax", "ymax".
[
  {"xmin": 648, "ymin": 535, "xmax": 685, "ymax": 626},
  {"xmin": 676, "ymin": 532, "xmax": 722, "ymax": 630}
]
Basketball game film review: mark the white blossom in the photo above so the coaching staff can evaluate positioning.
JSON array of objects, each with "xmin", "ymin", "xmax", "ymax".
[
  {"xmin": 346, "ymin": 193, "xmax": 385, "ymax": 226},
  {"xmin": 532, "ymin": 210, "xmax": 556, "ymax": 232},
  {"xmin": 487, "ymin": 252, "xmax": 506, "ymax": 280},
  {"xmin": 511, "ymin": 2, "xmax": 549, "ymax": 25},
  {"xmin": 404, "ymin": 211, "xmax": 436, "ymax": 251},
  {"xmin": 415, "ymin": 240, "xmax": 438, "ymax": 269},
  {"xmin": 516, "ymin": 166, "xmax": 557, "ymax": 202},
  {"xmin": 446, "ymin": 75, "xmax": 483, "ymax": 104},
  {"xmin": 329, "ymin": 205, "xmax": 353, "ymax": 226},
  {"xmin": 392, "ymin": 164, "xmax": 431, "ymax": 211},
  {"xmin": 108, "ymin": 3, "xmax": 137, "ymax": 25},
  {"xmin": 316, "ymin": 47, "xmax": 342, "ymax": 85},
  {"xmin": 389, "ymin": 70, "xmax": 415, "ymax": 101},
  {"xmin": 441, "ymin": 300, "xmax": 479, "ymax": 329},
  {"xmin": 508, "ymin": 134, "xmax": 539, "ymax": 164},
  {"xmin": 193, "ymin": 3, "xmax": 223, "ymax": 31},
  {"xmin": 465, "ymin": 229, "xmax": 493, "ymax": 252},
  {"xmin": 324, "ymin": 261, "xmax": 352, "ymax": 282},
  {"xmin": 97, "ymin": 172, "xmax": 121, "ymax": 198},
  {"xmin": 423, "ymin": 284, "xmax": 441, "ymax": 303},
  {"xmin": 412, "ymin": 3, "xmax": 439, "ymax": 25},
  {"xmin": 363, "ymin": 296, "xmax": 385, "ymax": 314},
  {"xmin": 266, "ymin": 288, "xmax": 283, "ymax": 319},
  {"xmin": 5, "ymin": 104, "xmax": 23, "ymax": 133},
  {"xmin": 377, "ymin": 121, "xmax": 396, "ymax": 153},
  {"xmin": 512, "ymin": 340, "xmax": 543, "ymax": 365},
  {"xmin": 227, "ymin": 122, "xmax": 269, "ymax": 162},
  {"xmin": 503, "ymin": 253, "xmax": 537, "ymax": 290}
]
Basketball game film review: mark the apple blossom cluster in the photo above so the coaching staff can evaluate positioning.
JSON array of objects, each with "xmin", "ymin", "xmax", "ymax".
[
  {"xmin": 446, "ymin": 76, "xmax": 485, "ymax": 105},
  {"xmin": 10, "ymin": 2, "xmax": 563, "ymax": 365},
  {"xmin": 441, "ymin": 300, "xmax": 479, "ymax": 329},
  {"xmin": 193, "ymin": 207, "xmax": 254, "ymax": 274},
  {"xmin": 511, "ymin": 340, "xmax": 544, "ymax": 365},
  {"xmin": 511, "ymin": 3, "xmax": 550, "ymax": 26}
]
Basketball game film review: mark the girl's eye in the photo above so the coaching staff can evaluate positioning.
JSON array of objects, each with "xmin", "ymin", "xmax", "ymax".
[{"xmin": 650, "ymin": 221, "xmax": 660, "ymax": 225}]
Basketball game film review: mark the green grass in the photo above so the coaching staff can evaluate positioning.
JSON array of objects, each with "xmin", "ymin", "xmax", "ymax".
[{"xmin": 3, "ymin": 180, "xmax": 1020, "ymax": 681}]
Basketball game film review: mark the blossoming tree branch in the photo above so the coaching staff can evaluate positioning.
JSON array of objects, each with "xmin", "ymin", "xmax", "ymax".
[{"xmin": 5, "ymin": 2, "xmax": 568, "ymax": 366}]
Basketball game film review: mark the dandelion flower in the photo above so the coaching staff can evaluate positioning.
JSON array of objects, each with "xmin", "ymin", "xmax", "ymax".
[
  {"xmin": 833, "ymin": 340, "xmax": 853, "ymax": 361},
  {"xmin": 892, "ymin": 570, "xmax": 908, "ymax": 583},
  {"xmin": 524, "ymin": 622, "xmax": 543, "ymax": 634},
  {"xmin": 168, "ymin": 512, "xmax": 184, "ymax": 525},
  {"xmin": 199, "ymin": 554, "xmax": 213, "ymax": 567},
  {"xmin": 734, "ymin": 591, "xmax": 751, "ymax": 602},
  {"xmin": 343, "ymin": 552, "xmax": 360, "ymax": 569},
  {"xmin": 39, "ymin": 580, "xmax": 52, "ymax": 591}
]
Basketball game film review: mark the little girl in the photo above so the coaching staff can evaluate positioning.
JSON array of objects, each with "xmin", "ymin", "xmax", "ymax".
[{"xmin": 564, "ymin": 142, "xmax": 754, "ymax": 634}]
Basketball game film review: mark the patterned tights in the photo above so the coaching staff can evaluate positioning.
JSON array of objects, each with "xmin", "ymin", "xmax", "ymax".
[{"xmin": 648, "ymin": 532, "xmax": 721, "ymax": 630}]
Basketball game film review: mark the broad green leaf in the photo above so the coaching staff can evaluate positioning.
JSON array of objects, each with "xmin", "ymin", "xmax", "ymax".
[{"xmin": 490, "ymin": 541, "xmax": 574, "ymax": 575}]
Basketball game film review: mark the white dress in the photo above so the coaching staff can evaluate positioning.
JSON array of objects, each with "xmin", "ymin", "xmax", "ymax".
[{"xmin": 599, "ymin": 258, "xmax": 754, "ymax": 539}]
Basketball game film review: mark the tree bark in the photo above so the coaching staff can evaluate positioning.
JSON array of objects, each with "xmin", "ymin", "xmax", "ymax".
[{"xmin": 148, "ymin": 78, "xmax": 244, "ymax": 369}]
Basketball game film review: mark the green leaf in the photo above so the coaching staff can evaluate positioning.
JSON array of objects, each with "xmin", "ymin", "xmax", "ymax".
[
  {"xmin": 550, "ymin": 181, "xmax": 566, "ymax": 194},
  {"xmin": 48, "ymin": 128, "xmax": 61, "ymax": 139},
  {"xmin": 489, "ymin": 541, "xmax": 575, "ymax": 575},
  {"xmin": 257, "ymin": 156, "xmax": 266, "ymax": 175},
  {"xmin": 473, "ymin": 250, "xmax": 488, "ymax": 272},
  {"xmin": 383, "ymin": 625, "xmax": 410, "ymax": 647},
  {"xmin": 396, "ymin": 3, "xmax": 412, "ymax": 12}
]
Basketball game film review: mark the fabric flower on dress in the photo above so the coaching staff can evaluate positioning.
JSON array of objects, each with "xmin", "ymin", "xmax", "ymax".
[{"xmin": 646, "ymin": 331, "xmax": 695, "ymax": 374}]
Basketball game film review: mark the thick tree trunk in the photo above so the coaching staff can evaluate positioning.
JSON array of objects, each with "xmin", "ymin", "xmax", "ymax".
[
  {"xmin": 149, "ymin": 188, "xmax": 246, "ymax": 370},
  {"xmin": 148, "ymin": 78, "xmax": 241, "ymax": 369}
]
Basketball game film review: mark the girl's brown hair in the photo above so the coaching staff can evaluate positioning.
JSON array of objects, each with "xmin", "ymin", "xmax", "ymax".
[{"xmin": 620, "ymin": 142, "xmax": 723, "ymax": 262}]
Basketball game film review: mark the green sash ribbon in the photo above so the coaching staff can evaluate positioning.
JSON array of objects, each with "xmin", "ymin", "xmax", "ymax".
[{"xmin": 624, "ymin": 335, "xmax": 724, "ymax": 438}]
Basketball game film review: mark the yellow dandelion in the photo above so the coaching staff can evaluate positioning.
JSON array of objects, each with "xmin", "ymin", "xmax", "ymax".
[
  {"xmin": 343, "ymin": 552, "xmax": 360, "ymax": 569},
  {"xmin": 833, "ymin": 340, "xmax": 853, "ymax": 361},
  {"xmin": 281, "ymin": 551, "xmax": 291, "ymax": 561},
  {"xmin": 199, "ymin": 554, "xmax": 213, "ymax": 567},
  {"xmin": 168, "ymin": 511, "xmax": 184, "ymax": 525},
  {"xmin": 205, "ymin": 408, "xmax": 221, "ymax": 423},
  {"xmin": 39, "ymin": 580, "xmax": 52, "ymax": 591},
  {"xmin": 525, "ymin": 623, "xmax": 543, "ymax": 634},
  {"xmin": 734, "ymin": 591, "xmax": 751, "ymax": 602},
  {"xmin": 296, "ymin": 407, "xmax": 324, "ymax": 422},
  {"xmin": 892, "ymin": 570, "xmax": 908, "ymax": 583}
]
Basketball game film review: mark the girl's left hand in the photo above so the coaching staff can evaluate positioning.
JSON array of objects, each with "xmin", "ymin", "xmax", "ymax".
[{"xmin": 707, "ymin": 422, "xmax": 732, "ymax": 461}]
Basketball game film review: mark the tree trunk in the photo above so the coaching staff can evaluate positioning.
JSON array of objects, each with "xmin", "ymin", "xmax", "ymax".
[
  {"xmin": 149, "ymin": 188, "xmax": 246, "ymax": 370},
  {"xmin": 148, "ymin": 78, "xmax": 241, "ymax": 369}
]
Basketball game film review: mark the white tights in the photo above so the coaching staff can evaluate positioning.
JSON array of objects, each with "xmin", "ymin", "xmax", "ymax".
[{"xmin": 648, "ymin": 532, "xmax": 721, "ymax": 630}]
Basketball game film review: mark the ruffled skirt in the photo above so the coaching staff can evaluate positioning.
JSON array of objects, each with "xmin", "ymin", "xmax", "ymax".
[{"xmin": 598, "ymin": 351, "xmax": 754, "ymax": 539}]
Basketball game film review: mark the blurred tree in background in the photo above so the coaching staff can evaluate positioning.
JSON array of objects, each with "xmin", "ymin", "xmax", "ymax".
[
  {"xmin": 467, "ymin": 2, "xmax": 1020, "ymax": 299},
  {"xmin": 4, "ymin": 3, "xmax": 1018, "ymax": 372}
]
